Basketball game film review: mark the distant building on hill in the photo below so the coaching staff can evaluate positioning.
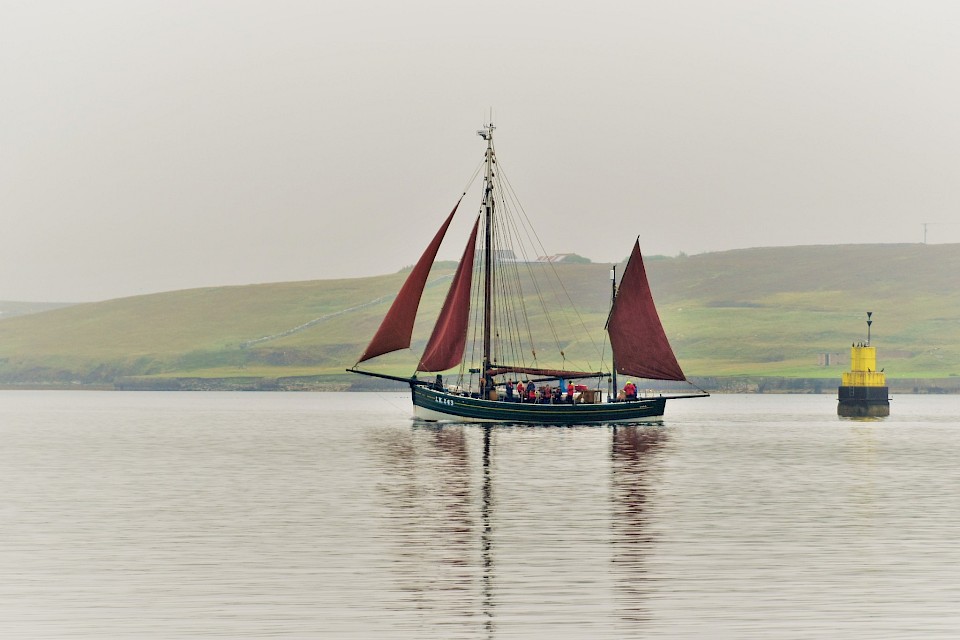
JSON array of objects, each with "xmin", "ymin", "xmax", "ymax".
[
  {"xmin": 818, "ymin": 352, "xmax": 846, "ymax": 366},
  {"xmin": 470, "ymin": 251, "xmax": 593, "ymax": 265},
  {"xmin": 536, "ymin": 253, "xmax": 591, "ymax": 264}
]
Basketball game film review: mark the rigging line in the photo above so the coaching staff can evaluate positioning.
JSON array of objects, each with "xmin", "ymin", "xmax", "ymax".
[
  {"xmin": 465, "ymin": 231, "xmax": 485, "ymax": 386},
  {"xmin": 501, "ymin": 237, "xmax": 527, "ymax": 367},
  {"xmin": 496, "ymin": 160, "xmax": 606, "ymax": 368},
  {"xmin": 488, "ymin": 219, "xmax": 503, "ymax": 365},
  {"xmin": 497, "ymin": 160, "xmax": 596, "ymax": 342},
  {"xmin": 461, "ymin": 159, "xmax": 485, "ymax": 199},
  {"xmin": 498, "ymin": 202, "xmax": 541, "ymax": 372},
  {"xmin": 486, "ymin": 147, "xmax": 535, "ymax": 371},
  {"xmin": 504, "ymin": 221, "xmax": 560, "ymax": 369},
  {"xmin": 687, "ymin": 379, "xmax": 709, "ymax": 394},
  {"xmin": 491, "ymin": 215, "xmax": 527, "ymax": 372},
  {"xmin": 493, "ymin": 201, "xmax": 540, "ymax": 374},
  {"xmin": 498, "ymin": 202, "xmax": 527, "ymax": 336},
  {"xmin": 489, "ymin": 209, "xmax": 526, "ymax": 373},
  {"xmin": 375, "ymin": 391, "xmax": 414, "ymax": 415},
  {"xmin": 596, "ymin": 325, "xmax": 610, "ymax": 381},
  {"xmin": 485, "ymin": 141, "xmax": 594, "ymax": 377},
  {"xmin": 489, "ymin": 251, "xmax": 519, "ymax": 371},
  {"xmin": 454, "ymin": 254, "xmax": 478, "ymax": 390},
  {"xmin": 504, "ymin": 200, "xmax": 565, "ymax": 356},
  {"xmin": 493, "ymin": 166, "xmax": 572, "ymax": 365},
  {"xmin": 492, "ymin": 181, "xmax": 540, "ymax": 364}
]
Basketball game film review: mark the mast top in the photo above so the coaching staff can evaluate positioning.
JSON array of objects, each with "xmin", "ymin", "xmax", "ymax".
[{"xmin": 477, "ymin": 122, "xmax": 495, "ymax": 141}]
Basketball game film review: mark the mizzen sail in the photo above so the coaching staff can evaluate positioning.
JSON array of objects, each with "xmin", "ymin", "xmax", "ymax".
[
  {"xmin": 356, "ymin": 199, "xmax": 461, "ymax": 363},
  {"xmin": 417, "ymin": 215, "xmax": 481, "ymax": 372},
  {"xmin": 608, "ymin": 240, "xmax": 686, "ymax": 381}
]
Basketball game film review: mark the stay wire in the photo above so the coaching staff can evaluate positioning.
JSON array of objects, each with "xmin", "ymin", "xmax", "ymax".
[{"xmin": 495, "ymin": 160, "xmax": 605, "ymax": 372}]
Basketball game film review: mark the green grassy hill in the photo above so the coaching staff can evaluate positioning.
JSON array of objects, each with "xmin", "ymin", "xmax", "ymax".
[
  {"xmin": 1, "ymin": 243, "xmax": 958, "ymax": 390},
  {"xmin": 0, "ymin": 301, "xmax": 73, "ymax": 319}
]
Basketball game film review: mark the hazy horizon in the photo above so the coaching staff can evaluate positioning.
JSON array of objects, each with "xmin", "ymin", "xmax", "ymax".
[{"xmin": 4, "ymin": 1, "xmax": 960, "ymax": 303}]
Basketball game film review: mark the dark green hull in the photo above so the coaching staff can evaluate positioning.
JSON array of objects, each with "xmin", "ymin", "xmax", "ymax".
[{"xmin": 411, "ymin": 384, "xmax": 669, "ymax": 424}]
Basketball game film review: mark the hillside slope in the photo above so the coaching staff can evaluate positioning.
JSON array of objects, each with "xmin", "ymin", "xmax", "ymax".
[{"xmin": 0, "ymin": 244, "xmax": 958, "ymax": 389}]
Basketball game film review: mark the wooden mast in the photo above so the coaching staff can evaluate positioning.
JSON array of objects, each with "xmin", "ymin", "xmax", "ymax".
[
  {"xmin": 610, "ymin": 264, "xmax": 618, "ymax": 400},
  {"xmin": 478, "ymin": 122, "xmax": 495, "ymax": 379}
]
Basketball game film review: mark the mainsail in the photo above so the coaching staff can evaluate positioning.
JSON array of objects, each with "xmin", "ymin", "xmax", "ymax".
[
  {"xmin": 608, "ymin": 240, "xmax": 686, "ymax": 381},
  {"xmin": 356, "ymin": 200, "xmax": 461, "ymax": 363},
  {"xmin": 417, "ymin": 215, "xmax": 481, "ymax": 372}
]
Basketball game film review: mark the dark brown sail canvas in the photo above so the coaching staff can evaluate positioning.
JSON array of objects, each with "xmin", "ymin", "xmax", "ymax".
[
  {"xmin": 417, "ymin": 215, "xmax": 480, "ymax": 372},
  {"xmin": 608, "ymin": 241, "xmax": 686, "ymax": 381},
  {"xmin": 357, "ymin": 200, "xmax": 461, "ymax": 363}
]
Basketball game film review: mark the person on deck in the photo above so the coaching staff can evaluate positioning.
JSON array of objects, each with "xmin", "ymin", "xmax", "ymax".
[
  {"xmin": 566, "ymin": 384, "xmax": 574, "ymax": 404},
  {"xmin": 527, "ymin": 382, "xmax": 537, "ymax": 403},
  {"xmin": 552, "ymin": 386, "xmax": 562, "ymax": 404},
  {"xmin": 517, "ymin": 380, "xmax": 525, "ymax": 402},
  {"xmin": 505, "ymin": 379, "xmax": 514, "ymax": 401},
  {"xmin": 623, "ymin": 380, "xmax": 638, "ymax": 401}
]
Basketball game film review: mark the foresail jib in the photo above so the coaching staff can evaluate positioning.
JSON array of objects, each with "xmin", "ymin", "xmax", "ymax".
[
  {"xmin": 608, "ymin": 241, "xmax": 686, "ymax": 381},
  {"xmin": 357, "ymin": 199, "xmax": 461, "ymax": 364},
  {"xmin": 417, "ymin": 215, "xmax": 481, "ymax": 372}
]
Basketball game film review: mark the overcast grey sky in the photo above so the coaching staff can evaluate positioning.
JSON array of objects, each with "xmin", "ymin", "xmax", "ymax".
[{"xmin": 2, "ymin": 0, "xmax": 959, "ymax": 302}]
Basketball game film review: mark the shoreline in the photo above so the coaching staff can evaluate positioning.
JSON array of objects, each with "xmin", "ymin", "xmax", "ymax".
[{"xmin": 2, "ymin": 376, "xmax": 958, "ymax": 394}]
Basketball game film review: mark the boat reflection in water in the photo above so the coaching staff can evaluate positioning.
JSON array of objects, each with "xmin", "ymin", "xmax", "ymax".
[
  {"xmin": 371, "ymin": 422, "xmax": 669, "ymax": 637},
  {"xmin": 611, "ymin": 425, "xmax": 668, "ymax": 624},
  {"xmin": 368, "ymin": 423, "xmax": 476, "ymax": 626}
]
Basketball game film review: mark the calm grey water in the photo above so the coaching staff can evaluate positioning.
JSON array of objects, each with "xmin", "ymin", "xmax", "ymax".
[{"xmin": 1, "ymin": 391, "xmax": 958, "ymax": 639}]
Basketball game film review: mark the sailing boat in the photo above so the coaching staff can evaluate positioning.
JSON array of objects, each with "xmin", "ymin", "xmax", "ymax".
[{"xmin": 349, "ymin": 123, "xmax": 707, "ymax": 423}]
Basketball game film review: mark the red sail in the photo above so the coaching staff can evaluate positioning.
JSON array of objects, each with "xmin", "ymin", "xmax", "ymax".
[
  {"xmin": 608, "ymin": 241, "xmax": 686, "ymax": 381},
  {"xmin": 357, "ymin": 200, "xmax": 461, "ymax": 363},
  {"xmin": 417, "ymin": 215, "xmax": 481, "ymax": 372}
]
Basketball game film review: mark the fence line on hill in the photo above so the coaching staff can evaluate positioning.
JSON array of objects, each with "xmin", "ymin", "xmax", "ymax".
[{"xmin": 240, "ymin": 274, "xmax": 454, "ymax": 348}]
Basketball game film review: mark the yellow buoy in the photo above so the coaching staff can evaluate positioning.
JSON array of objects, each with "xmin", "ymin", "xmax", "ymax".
[{"xmin": 838, "ymin": 312, "xmax": 889, "ymax": 417}]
